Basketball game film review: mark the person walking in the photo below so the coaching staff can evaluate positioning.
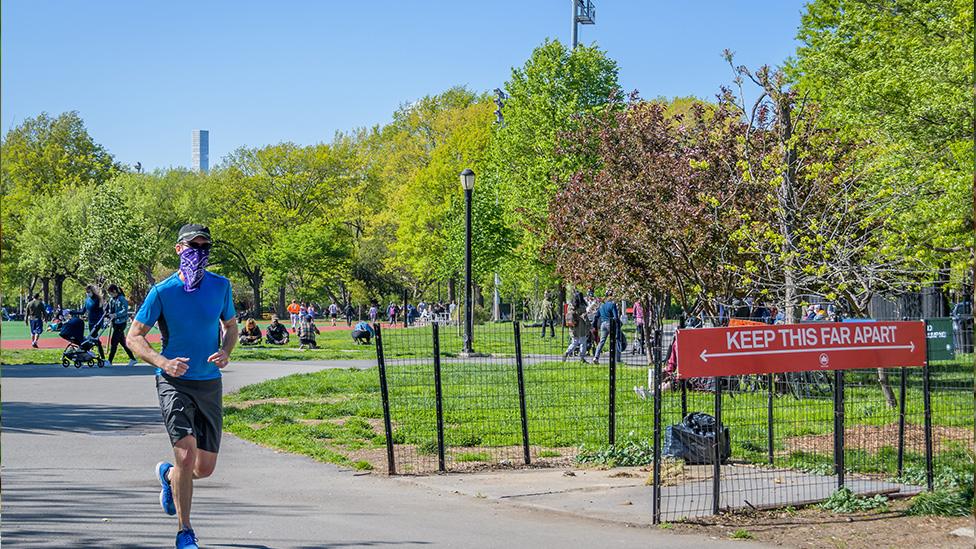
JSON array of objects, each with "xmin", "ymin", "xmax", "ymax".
[
  {"xmin": 26, "ymin": 293, "xmax": 45, "ymax": 348},
  {"xmin": 368, "ymin": 303, "xmax": 378, "ymax": 323},
  {"xmin": 344, "ymin": 302, "xmax": 355, "ymax": 327},
  {"xmin": 126, "ymin": 224, "xmax": 237, "ymax": 549},
  {"xmin": 540, "ymin": 291, "xmax": 556, "ymax": 338},
  {"xmin": 106, "ymin": 284, "xmax": 137, "ymax": 366},
  {"xmin": 328, "ymin": 302, "xmax": 339, "ymax": 326},
  {"xmin": 593, "ymin": 290, "xmax": 620, "ymax": 364},
  {"xmin": 83, "ymin": 284, "xmax": 107, "ymax": 361},
  {"xmin": 563, "ymin": 292, "xmax": 590, "ymax": 361},
  {"xmin": 287, "ymin": 300, "xmax": 300, "ymax": 331}
]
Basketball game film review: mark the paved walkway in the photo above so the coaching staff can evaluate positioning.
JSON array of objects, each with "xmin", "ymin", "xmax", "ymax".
[{"xmin": 1, "ymin": 361, "xmax": 767, "ymax": 548}]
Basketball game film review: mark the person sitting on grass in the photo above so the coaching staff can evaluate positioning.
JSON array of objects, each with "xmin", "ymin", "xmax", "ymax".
[
  {"xmin": 238, "ymin": 318, "xmax": 262, "ymax": 346},
  {"xmin": 297, "ymin": 314, "xmax": 319, "ymax": 349},
  {"xmin": 351, "ymin": 320, "xmax": 375, "ymax": 345},
  {"xmin": 265, "ymin": 315, "xmax": 289, "ymax": 345}
]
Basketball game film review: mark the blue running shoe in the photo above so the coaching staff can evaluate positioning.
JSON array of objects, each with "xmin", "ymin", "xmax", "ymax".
[
  {"xmin": 176, "ymin": 528, "xmax": 199, "ymax": 549},
  {"xmin": 156, "ymin": 461, "xmax": 176, "ymax": 516}
]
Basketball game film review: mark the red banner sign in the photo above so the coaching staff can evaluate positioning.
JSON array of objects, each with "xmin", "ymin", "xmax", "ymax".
[{"xmin": 675, "ymin": 321, "xmax": 927, "ymax": 378}]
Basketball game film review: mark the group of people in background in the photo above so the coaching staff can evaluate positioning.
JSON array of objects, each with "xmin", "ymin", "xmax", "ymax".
[
  {"xmin": 563, "ymin": 289, "xmax": 628, "ymax": 365},
  {"xmin": 23, "ymin": 284, "xmax": 137, "ymax": 367},
  {"xmin": 386, "ymin": 300, "xmax": 457, "ymax": 327}
]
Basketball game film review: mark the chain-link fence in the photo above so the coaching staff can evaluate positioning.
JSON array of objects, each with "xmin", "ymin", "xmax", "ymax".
[{"xmin": 372, "ymin": 308, "xmax": 973, "ymax": 522}]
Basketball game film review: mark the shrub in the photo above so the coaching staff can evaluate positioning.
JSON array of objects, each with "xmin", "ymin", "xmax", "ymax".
[
  {"xmin": 575, "ymin": 440, "xmax": 654, "ymax": 467},
  {"xmin": 819, "ymin": 487, "xmax": 888, "ymax": 513}
]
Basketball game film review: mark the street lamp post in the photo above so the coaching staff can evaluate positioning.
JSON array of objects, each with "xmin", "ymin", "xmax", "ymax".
[{"xmin": 460, "ymin": 168, "xmax": 475, "ymax": 355}]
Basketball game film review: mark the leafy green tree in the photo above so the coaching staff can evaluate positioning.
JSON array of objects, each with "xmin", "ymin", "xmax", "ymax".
[
  {"xmin": 217, "ymin": 142, "xmax": 354, "ymax": 312},
  {"xmin": 17, "ymin": 186, "xmax": 93, "ymax": 306},
  {"xmin": 260, "ymin": 221, "xmax": 351, "ymax": 304},
  {"xmin": 79, "ymin": 179, "xmax": 155, "ymax": 288},
  {"xmin": 791, "ymin": 0, "xmax": 974, "ymax": 289},
  {"xmin": 487, "ymin": 39, "xmax": 622, "ymax": 296},
  {"xmin": 389, "ymin": 88, "xmax": 512, "ymax": 293},
  {"xmin": 1, "ymin": 111, "xmax": 120, "ymax": 302}
]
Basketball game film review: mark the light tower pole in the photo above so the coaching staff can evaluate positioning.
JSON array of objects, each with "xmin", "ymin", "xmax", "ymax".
[{"xmin": 571, "ymin": 0, "xmax": 596, "ymax": 49}]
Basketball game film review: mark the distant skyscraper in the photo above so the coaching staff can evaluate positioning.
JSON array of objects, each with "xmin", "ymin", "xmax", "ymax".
[{"xmin": 192, "ymin": 130, "xmax": 209, "ymax": 173}]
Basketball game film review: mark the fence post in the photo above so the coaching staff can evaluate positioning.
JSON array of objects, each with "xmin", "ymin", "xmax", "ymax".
[
  {"xmin": 432, "ymin": 322, "xmax": 446, "ymax": 473},
  {"xmin": 608, "ymin": 318, "xmax": 617, "ymax": 446},
  {"xmin": 652, "ymin": 328, "xmax": 663, "ymax": 525},
  {"xmin": 678, "ymin": 315, "xmax": 688, "ymax": 418},
  {"xmin": 767, "ymin": 372, "xmax": 775, "ymax": 465},
  {"xmin": 712, "ymin": 376, "xmax": 723, "ymax": 515},
  {"xmin": 897, "ymin": 367, "xmax": 908, "ymax": 477},
  {"xmin": 374, "ymin": 323, "xmax": 396, "ymax": 475},
  {"xmin": 514, "ymin": 321, "xmax": 531, "ymax": 465},
  {"xmin": 834, "ymin": 370, "xmax": 845, "ymax": 488},
  {"xmin": 923, "ymin": 360, "xmax": 934, "ymax": 491}
]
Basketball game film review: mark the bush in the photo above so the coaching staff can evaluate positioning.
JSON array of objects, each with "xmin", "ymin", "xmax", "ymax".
[
  {"xmin": 575, "ymin": 440, "xmax": 654, "ymax": 467},
  {"xmin": 906, "ymin": 488, "xmax": 971, "ymax": 516},
  {"xmin": 819, "ymin": 487, "xmax": 888, "ymax": 513}
]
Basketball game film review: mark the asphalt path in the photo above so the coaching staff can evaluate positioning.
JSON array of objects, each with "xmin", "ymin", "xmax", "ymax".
[{"xmin": 1, "ymin": 360, "xmax": 765, "ymax": 548}]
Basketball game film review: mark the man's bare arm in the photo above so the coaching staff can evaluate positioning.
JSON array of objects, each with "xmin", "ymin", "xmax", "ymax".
[
  {"xmin": 208, "ymin": 318, "xmax": 238, "ymax": 368},
  {"xmin": 127, "ymin": 320, "xmax": 189, "ymax": 376}
]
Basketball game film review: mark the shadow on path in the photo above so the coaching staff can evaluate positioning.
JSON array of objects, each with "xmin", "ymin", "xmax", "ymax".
[
  {"xmin": 1, "ymin": 363, "xmax": 157, "ymax": 379},
  {"xmin": 1, "ymin": 401, "xmax": 161, "ymax": 434}
]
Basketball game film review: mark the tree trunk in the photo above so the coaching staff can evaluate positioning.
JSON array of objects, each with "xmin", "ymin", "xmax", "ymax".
[
  {"xmin": 448, "ymin": 277, "xmax": 456, "ymax": 304},
  {"xmin": 249, "ymin": 266, "xmax": 263, "ymax": 318},
  {"xmin": 143, "ymin": 264, "xmax": 156, "ymax": 287},
  {"xmin": 53, "ymin": 274, "xmax": 66, "ymax": 308},
  {"xmin": 778, "ymin": 97, "xmax": 799, "ymax": 323},
  {"xmin": 277, "ymin": 285, "xmax": 286, "ymax": 318},
  {"xmin": 42, "ymin": 277, "xmax": 50, "ymax": 304}
]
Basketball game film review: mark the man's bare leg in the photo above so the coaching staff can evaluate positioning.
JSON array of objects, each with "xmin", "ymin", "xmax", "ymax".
[
  {"xmin": 171, "ymin": 436, "xmax": 198, "ymax": 529},
  {"xmin": 167, "ymin": 439, "xmax": 218, "ymax": 528}
]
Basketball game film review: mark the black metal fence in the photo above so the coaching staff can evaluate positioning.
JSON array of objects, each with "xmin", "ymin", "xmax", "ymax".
[{"xmin": 372, "ymin": 316, "xmax": 974, "ymax": 521}]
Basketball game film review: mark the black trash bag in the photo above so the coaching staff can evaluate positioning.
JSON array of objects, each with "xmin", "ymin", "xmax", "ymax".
[{"xmin": 663, "ymin": 412, "xmax": 731, "ymax": 464}]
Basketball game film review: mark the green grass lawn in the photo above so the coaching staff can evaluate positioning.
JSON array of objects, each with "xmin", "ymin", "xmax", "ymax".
[{"xmin": 224, "ymin": 335, "xmax": 974, "ymax": 476}]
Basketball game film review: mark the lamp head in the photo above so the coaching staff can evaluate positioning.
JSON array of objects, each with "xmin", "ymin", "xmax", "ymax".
[{"xmin": 460, "ymin": 168, "xmax": 475, "ymax": 191}]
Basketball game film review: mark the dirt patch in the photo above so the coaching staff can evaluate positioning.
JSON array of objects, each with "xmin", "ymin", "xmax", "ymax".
[
  {"xmin": 787, "ymin": 423, "xmax": 973, "ymax": 454},
  {"xmin": 343, "ymin": 445, "xmax": 584, "ymax": 475},
  {"xmin": 227, "ymin": 395, "xmax": 352, "ymax": 409},
  {"xmin": 668, "ymin": 498, "xmax": 973, "ymax": 548},
  {"xmin": 297, "ymin": 419, "xmax": 329, "ymax": 426}
]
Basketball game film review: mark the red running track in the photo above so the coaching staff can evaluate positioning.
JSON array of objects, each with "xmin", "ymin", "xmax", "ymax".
[{"xmin": 1, "ymin": 322, "xmax": 401, "ymax": 350}]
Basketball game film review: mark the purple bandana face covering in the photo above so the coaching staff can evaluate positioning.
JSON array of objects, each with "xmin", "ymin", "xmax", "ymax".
[{"xmin": 178, "ymin": 247, "xmax": 210, "ymax": 292}]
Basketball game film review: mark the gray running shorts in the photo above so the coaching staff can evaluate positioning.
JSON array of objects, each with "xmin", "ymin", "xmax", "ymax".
[{"xmin": 156, "ymin": 374, "xmax": 223, "ymax": 453}]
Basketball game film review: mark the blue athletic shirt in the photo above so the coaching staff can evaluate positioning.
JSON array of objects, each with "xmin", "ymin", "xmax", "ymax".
[{"xmin": 134, "ymin": 271, "xmax": 236, "ymax": 380}]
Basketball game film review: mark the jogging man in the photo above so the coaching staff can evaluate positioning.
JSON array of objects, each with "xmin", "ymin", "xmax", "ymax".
[{"xmin": 127, "ymin": 224, "xmax": 238, "ymax": 549}]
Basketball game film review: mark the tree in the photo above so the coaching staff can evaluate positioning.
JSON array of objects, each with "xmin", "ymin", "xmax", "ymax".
[
  {"xmin": 791, "ymin": 0, "xmax": 974, "ymax": 290},
  {"xmin": 260, "ymin": 221, "xmax": 351, "ymax": 304},
  {"xmin": 1, "ymin": 111, "xmax": 120, "ymax": 302},
  {"xmin": 547, "ymin": 97, "xmax": 762, "ymax": 314},
  {"xmin": 487, "ymin": 40, "xmax": 622, "ymax": 296},
  {"xmin": 389, "ymin": 88, "xmax": 513, "ymax": 292},
  {"xmin": 17, "ymin": 186, "xmax": 93, "ymax": 306},
  {"xmin": 217, "ymin": 142, "xmax": 354, "ymax": 312},
  {"xmin": 78, "ymin": 179, "xmax": 156, "ymax": 288}
]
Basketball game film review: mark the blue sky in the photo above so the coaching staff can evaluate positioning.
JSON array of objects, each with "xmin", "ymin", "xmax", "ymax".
[{"xmin": 1, "ymin": 1, "xmax": 808, "ymax": 171}]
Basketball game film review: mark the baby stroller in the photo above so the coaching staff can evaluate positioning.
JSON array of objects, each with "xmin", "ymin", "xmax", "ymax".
[{"xmin": 59, "ymin": 310, "xmax": 106, "ymax": 368}]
